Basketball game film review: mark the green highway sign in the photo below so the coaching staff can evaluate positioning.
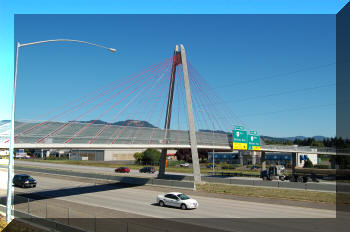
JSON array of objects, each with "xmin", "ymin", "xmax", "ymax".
[
  {"xmin": 233, "ymin": 130, "xmax": 248, "ymax": 143},
  {"xmin": 234, "ymin": 125, "xmax": 245, "ymax": 131},
  {"xmin": 249, "ymin": 130, "xmax": 257, "ymax": 135},
  {"xmin": 248, "ymin": 134, "xmax": 261, "ymax": 150},
  {"xmin": 233, "ymin": 128, "xmax": 248, "ymax": 150}
]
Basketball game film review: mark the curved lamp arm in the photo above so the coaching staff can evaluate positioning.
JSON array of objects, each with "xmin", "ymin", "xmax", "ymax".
[{"xmin": 19, "ymin": 39, "xmax": 116, "ymax": 52}]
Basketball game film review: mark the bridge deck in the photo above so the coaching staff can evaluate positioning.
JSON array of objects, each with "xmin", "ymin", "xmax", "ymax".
[{"xmin": 0, "ymin": 122, "xmax": 339, "ymax": 155}]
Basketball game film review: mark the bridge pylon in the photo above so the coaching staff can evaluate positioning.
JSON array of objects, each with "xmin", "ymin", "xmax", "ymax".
[{"xmin": 158, "ymin": 45, "xmax": 201, "ymax": 185}]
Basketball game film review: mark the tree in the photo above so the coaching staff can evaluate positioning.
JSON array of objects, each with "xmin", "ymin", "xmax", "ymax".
[
  {"xmin": 330, "ymin": 155, "xmax": 350, "ymax": 169},
  {"xmin": 175, "ymin": 149, "xmax": 191, "ymax": 162},
  {"xmin": 142, "ymin": 148, "xmax": 161, "ymax": 164},
  {"xmin": 303, "ymin": 158, "xmax": 313, "ymax": 168},
  {"xmin": 133, "ymin": 152, "xmax": 144, "ymax": 164}
]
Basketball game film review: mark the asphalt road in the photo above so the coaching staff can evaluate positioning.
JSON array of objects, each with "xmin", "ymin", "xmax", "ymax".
[
  {"xmin": 16, "ymin": 160, "xmax": 160, "ymax": 177},
  {"xmin": 14, "ymin": 160, "xmax": 338, "ymax": 184},
  {"xmin": 2, "ymin": 168, "xmax": 347, "ymax": 232},
  {"xmin": 5, "ymin": 171, "xmax": 335, "ymax": 219}
]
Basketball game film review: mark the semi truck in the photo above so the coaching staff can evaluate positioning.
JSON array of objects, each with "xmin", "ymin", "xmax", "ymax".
[{"xmin": 260, "ymin": 165, "xmax": 319, "ymax": 183}]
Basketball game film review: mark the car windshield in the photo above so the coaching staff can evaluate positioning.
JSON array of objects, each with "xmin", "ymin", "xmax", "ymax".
[
  {"xmin": 177, "ymin": 194, "xmax": 190, "ymax": 200},
  {"xmin": 25, "ymin": 177, "xmax": 34, "ymax": 181}
]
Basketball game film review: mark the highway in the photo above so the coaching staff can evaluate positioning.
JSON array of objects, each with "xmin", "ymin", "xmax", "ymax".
[
  {"xmin": 14, "ymin": 160, "xmax": 338, "ymax": 191},
  {"xmin": 14, "ymin": 160, "xmax": 338, "ymax": 182},
  {"xmin": 0, "ymin": 168, "xmax": 346, "ymax": 232},
  {"xmin": 2, "ymin": 170, "xmax": 335, "ymax": 219},
  {"xmin": 15, "ymin": 160, "xmax": 184, "ymax": 177}
]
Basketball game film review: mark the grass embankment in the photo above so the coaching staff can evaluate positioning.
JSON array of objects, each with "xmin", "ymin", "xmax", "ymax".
[
  {"xmin": 19, "ymin": 159, "xmax": 260, "ymax": 175},
  {"xmin": 0, "ymin": 216, "xmax": 7, "ymax": 231},
  {"xmin": 197, "ymin": 183, "xmax": 338, "ymax": 204}
]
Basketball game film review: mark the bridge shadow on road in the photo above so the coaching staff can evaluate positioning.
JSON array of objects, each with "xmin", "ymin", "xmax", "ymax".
[{"xmin": 0, "ymin": 181, "xmax": 145, "ymax": 205}]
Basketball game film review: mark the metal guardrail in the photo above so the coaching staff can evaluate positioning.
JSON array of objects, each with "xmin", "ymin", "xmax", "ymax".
[
  {"xmin": 261, "ymin": 145, "xmax": 338, "ymax": 155},
  {"xmin": 202, "ymin": 175, "xmax": 336, "ymax": 192}
]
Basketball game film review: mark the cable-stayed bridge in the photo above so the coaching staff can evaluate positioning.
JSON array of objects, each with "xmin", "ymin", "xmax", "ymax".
[{"xmin": 2, "ymin": 44, "xmax": 339, "ymax": 184}]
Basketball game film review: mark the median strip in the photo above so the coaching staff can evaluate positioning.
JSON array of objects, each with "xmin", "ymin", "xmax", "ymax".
[{"xmin": 196, "ymin": 183, "xmax": 338, "ymax": 204}]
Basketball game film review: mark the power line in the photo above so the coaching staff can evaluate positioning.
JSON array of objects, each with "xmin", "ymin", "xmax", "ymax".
[
  {"xmin": 238, "ymin": 103, "xmax": 336, "ymax": 118},
  {"xmin": 204, "ymin": 61, "xmax": 336, "ymax": 90}
]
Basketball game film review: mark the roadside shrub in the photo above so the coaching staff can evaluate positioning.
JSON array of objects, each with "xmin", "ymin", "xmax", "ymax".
[
  {"xmin": 314, "ymin": 164, "xmax": 330, "ymax": 169},
  {"xmin": 221, "ymin": 164, "xmax": 236, "ymax": 170},
  {"xmin": 303, "ymin": 159, "xmax": 314, "ymax": 168},
  {"xmin": 142, "ymin": 148, "xmax": 161, "ymax": 164},
  {"xmin": 167, "ymin": 160, "xmax": 185, "ymax": 167},
  {"xmin": 45, "ymin": 155, "xmax": 68, "ymax": 160}
]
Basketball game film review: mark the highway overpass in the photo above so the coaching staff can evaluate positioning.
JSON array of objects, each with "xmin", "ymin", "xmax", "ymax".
[{"xmin": 0, "ymin": 121, "xmax": 340, "ymax": 155}]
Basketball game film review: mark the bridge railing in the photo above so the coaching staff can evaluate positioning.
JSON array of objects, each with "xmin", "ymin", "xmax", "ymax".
[
  {"xmin": 10, "ymin": 121, "xmax": 230, "ymax": 147},
  {"xmin": 261, "ymin": 144, "xmax": 337, "ymax": 154}
]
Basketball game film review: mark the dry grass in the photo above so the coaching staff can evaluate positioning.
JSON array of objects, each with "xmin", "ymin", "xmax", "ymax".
[
  {"xmin": 0, "ymin": 215, "xmax": 7, "ymax": 231},
  {"xmin": 197, "ymin": 183, "xmax": 337, "ymax": 204}
]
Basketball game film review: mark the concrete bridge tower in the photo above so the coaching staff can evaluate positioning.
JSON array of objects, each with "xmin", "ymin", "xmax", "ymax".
[{"xmin": 158, "ymin": 44, "xmax": 201, "ymax": 185}]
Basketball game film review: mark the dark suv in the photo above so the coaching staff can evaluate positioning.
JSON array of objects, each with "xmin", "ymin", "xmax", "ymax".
[
  {"xmin": 139, "ymin": 167, "xmax": 155, "ymax": 173},
  {"xmin": 13, "ymin": 174, "xmax": 37, "ymax": 188}
]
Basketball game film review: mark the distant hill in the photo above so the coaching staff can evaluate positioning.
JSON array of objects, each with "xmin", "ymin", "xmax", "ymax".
[
  {"xmin": 77, "ymin": 120, "xmax": 108, "ymax": 125},
  {"xmin": 113, "ymin": 120, "xmax": 156, "ymax": 128},
  {"xmin": 278, "ymin": 136, "xmax": 328, "ymax": 142},
  {"xmin": 199, "ymin": 129, "xmax": 228, "ymax": 134},
  {"xmin": 0, "ymin": 120, "xmax": 10, "ymax": 127},
  {"xmin": 77, "ymin": 119, "xmax": 156, "ymax": 128}
]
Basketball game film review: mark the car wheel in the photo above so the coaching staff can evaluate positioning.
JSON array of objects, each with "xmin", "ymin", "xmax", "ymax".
[
  {"xmin": 21, "ymin": 184, "xmax": 25, "ymax": 188},
  {"xmin": 159, "ymin": 201, "xmax": 165, "ymax": 207},
  {"xmin": 297, "ymin": 177, "xmax": 303, "ymax": 183},
  {"xmin": 181, "ymin": 204, "xmax": 187, "ymax": 210}
]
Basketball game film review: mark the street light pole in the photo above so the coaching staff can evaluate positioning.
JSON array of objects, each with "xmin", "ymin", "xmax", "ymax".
[
  {"xmin": 6, "ymin": 39, "xmax": 116, "ymax": 223},
  {"xmin": 6, "ymin": 42, "xmax": 19, "ymax": 223},
  {"xmin": 212, "ymin": 122, "xmax": 215, "ymax": 173}
]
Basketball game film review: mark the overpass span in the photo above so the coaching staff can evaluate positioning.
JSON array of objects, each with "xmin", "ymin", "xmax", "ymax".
[{"xmin": 0, "ymin": 121, "xmax": 338, "ymax": 155}]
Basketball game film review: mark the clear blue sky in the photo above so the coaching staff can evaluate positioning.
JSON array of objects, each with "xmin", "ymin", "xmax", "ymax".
[{"xmin": 1, "ymin": 0, "xmax": 348, "ymax": 138}]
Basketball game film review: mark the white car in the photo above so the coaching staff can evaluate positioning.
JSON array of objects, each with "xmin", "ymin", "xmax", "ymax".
[
  {"xmin": 157, "ymin": 192, "xmax": 198, "ymax": 210},
  {"xmin": 180, "ymin": 163, "xmax": 190, "ymax": 167}
]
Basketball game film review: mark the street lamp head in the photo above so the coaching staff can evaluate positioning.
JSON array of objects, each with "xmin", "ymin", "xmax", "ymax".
[{"xmin": 108, "ymin": 48, "xmax": 117, "ymax": 53}]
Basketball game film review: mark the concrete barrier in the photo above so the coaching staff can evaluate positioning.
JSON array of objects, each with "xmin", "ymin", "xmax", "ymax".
[
  {"xmin": 306, "ymin": 182, "xmax": 336, "ymax": 192},
  {"xmin": 253, "ymin": 180, "xmax": 279, "ymax": 188},
  {"xmin": 230, "ymin": 178, "xmax": 255, "ymax": 186},
  {"xmin": 278, "ymin": 181, "xmax": 306, "ymax": 190},
  {"xmin": 202, "ymin": 177, "xmax": 230, "ymax": 184}
]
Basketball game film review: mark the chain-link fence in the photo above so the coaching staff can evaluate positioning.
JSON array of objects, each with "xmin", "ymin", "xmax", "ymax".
[{"xmin": 0, "ymin": 195, "xmax": 170, "ymax": 232}]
